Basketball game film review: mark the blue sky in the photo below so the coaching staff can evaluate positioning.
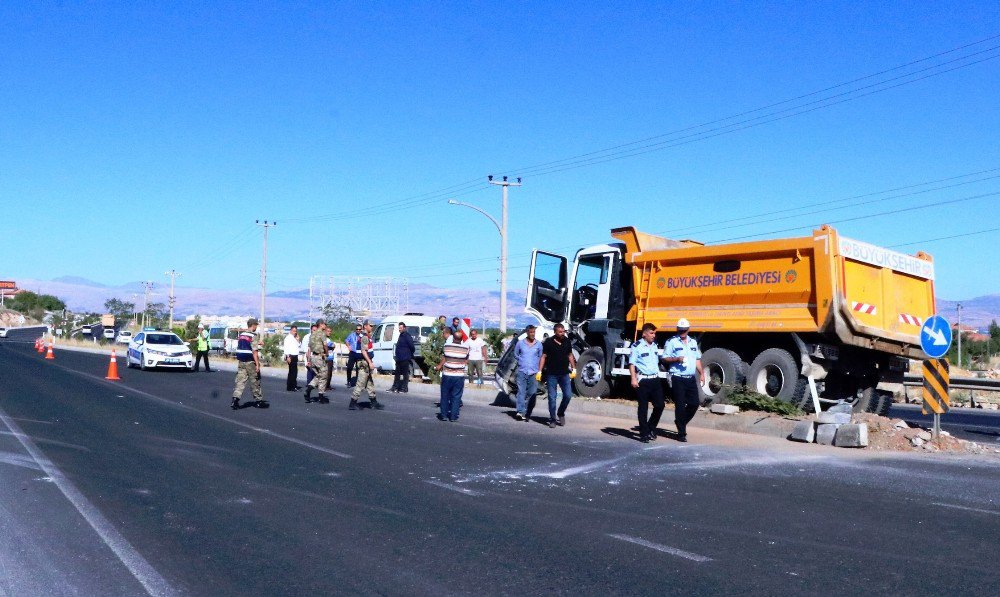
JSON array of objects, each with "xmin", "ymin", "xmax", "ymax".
[{"xmin": 1, "ymin": 1, "xmax": 998, "ymax": 301}]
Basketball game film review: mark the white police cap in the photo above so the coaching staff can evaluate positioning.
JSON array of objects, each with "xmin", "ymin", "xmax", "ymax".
[{"xmin": 677, "ymin": 318, "xmax": 691, "ymax": 329}]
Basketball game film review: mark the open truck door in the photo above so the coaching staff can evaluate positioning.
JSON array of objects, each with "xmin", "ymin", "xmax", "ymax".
[{"xmin": 526, "ymin": 250, "xmax": 568, "ymax": 326}]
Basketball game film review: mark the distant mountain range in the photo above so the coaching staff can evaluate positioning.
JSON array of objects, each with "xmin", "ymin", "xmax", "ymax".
[
  {"xmin": 16, "ymin": 277, "xmax": 534, "ymax": 327},
  {"xmin": 14, "ymin": 276, "xmax": 1000, "ymax": 330}
]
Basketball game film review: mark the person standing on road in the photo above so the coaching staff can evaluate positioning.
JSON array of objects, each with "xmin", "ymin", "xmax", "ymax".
[
  {"xmin": 662, "ymin": 318, "xmax": 704, "ymax": 443},
  {"xmin": 513, "ymin": 325, "xmax": 543, "ymax": 421},
  {"xmin": 630, "ymin": 323, "xmax": 664, "ymax": 442},
  {"xmin": 350, "ymin": 320, "xmax": 385, "ymax": 411},
  {"xmin": 283, "ymin": 325, "xmax": 301, "ymax": 392},
  {"xmin": 231, "ymin": 318, "xmax": 265, "ymax": 410},
  {"xmin": 302, "ymin": 324, "xmax": 317, "ymax": 388},
  {"xmin": 305, "ymin": 319, "xmax": 330, "ymax": 404},
  {"xmin": 465, "ymin": 329, "xmax": 487, "ymax": 385},
  {"xmin": 191, "ymin": 324, "xmax": 213, "ymax": 372},
  {"xmin": 344, "ymin": 324, "xmax": 362, "ymax": 387},
  {"xmin": 538, "ymin": 323, "xmax": 577, "ymax": 428},
  {"xmin": 436, "ymin": 328, "xmax": 470, "ymax": 421},
  {"xmin": 391, "ymin": 322, "xmax": 415, "ymax": 393}
]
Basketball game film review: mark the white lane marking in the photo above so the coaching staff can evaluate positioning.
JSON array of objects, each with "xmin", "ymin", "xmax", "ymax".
[
  {"xmin": 0, "ymin": 451, "xmax": 42, "ymax": 471},
  {"xmin": 0, "ymin": 407, "xmax": 176, "ymax": 596},
  {"xmin": 607, "ymin": 533, "xmax": 712, "ymax": 562},
  {"xmin": 425, "ymin": 480, "xmax": 483, "ymax": 497},
  {"xmin": 931, "ymin": 502, "xmax": 1000, "ymax": 516},
  {"xmin": 56, "ymin": 366, "xmax": 352, "ymax": 460}
]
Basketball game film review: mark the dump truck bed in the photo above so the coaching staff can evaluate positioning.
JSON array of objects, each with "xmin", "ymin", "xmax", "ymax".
[{"xmin": 611, "ymin": 225, "xmax": 935, "ymax": 359}]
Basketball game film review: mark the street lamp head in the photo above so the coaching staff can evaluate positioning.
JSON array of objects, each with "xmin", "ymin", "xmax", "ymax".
[{"xmin": 448, "ymin": 199, "xmax": 457, "ymax": 204}]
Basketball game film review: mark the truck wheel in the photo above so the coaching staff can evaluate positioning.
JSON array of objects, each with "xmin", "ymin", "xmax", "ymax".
[
  {"xmin": 747, "ymin": 348, "xmax": 807, "ymax": 404},
  {"xmin": 698, "ymin": 348, "xmax": 747, "ymax": 406},
  {"xmin": 852, "ymin": 387, "xmax": 893, "ymax": 416},
  {"xmin": 574, "ymin": 348, "xmax": 610, "ymax": 398}
]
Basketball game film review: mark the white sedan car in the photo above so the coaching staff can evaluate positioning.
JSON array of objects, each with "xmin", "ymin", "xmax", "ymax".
[{"xmin": 127, "ymin": 330, "xmax": 194, "ymax": 371}]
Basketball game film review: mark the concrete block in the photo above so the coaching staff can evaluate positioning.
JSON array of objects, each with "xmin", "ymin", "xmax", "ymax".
[
  {"xmin": 816, "ymin": 424, "xmax": 840, "ymax": 445},
  {"xmin": 817, "ymin": 412, "xmax": 852, "ymax": 425},
  {"xmin": 827, "ymin": 402, "xmax": 853, "ymax": 415},
  {"xmin": 789, "ymin": 420, "xmax": 815, "ymax": 443},
  {"xmin": 917, "ymin": 430, "xmax": 932, "ymax": 441},
  {"xmin": 710, "ymin": 403, "xmax": 740, "ymax": 415},
  {"xmin": 834, "ymin": 424, "xmax": 868, "ymax": 448}
]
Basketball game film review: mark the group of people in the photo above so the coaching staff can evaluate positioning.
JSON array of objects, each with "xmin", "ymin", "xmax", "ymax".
[{"xmin": 230, "ymin": 314, "xmax": 707, "ymax": 445}]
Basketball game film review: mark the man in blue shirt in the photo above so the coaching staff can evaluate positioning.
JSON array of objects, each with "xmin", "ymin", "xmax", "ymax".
[
  {"xmin": 344, "ymin": 323, "xmax": 362, "ymax": 387},
  {"xmin": 513, "ymin": 325, "xmax": 543, "ymax": 421},
  {"xmin": 629, "ymin": 322, "xmax": 664, "ymax": 442},
  {"xmin": 662, "ymin": 318, "xmax": 705, "ymax": 442}
]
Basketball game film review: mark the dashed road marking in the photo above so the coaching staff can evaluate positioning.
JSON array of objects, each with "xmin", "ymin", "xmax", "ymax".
[
  {"xmin": 425, "ymin": 480, "xmax": 483, "ymax": 497},
  {"xmin": 931, "ymin": 502, "xmax": 1000, "ymax": 516},
  {"xmin": 607, "ymin": 533, "xmax": 712, "ymax": 562}
]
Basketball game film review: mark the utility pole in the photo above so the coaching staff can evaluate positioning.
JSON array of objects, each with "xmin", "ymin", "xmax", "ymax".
[
  {"xmin": 140, "ymin": 281, "xmax": 154, "ymax": 329},
  {"xmin": 164, "ymin": 270, "xmax": 181, "ymax": 330},
  {"xmin": 956, "ymin": 302, "xmax": 963, "ymax": 369},
  {"xmin": 256, "ymin": 220, "xmax": 276, "ymax": 327},
  {"xmin": 487, "ymin": 175, "xmax": 520, "ymax": 333}
]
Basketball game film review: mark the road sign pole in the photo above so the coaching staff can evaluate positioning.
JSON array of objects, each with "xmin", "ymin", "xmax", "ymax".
[{"xmin": 933, "ymin": 413, "xmax": 940, "ymax": 440}]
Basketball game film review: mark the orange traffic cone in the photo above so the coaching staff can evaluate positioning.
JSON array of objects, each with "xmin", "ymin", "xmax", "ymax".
[
  {"xmin": 105, "ymin": 349, "xmax": 121, "ymax": 380},
  {"xmin": 45, "ymin": 341, "xmax": 55, "ymax": 360},
  {"xmin": 37, "ymin": 338, "xmax": 44, "ymax": 353}
]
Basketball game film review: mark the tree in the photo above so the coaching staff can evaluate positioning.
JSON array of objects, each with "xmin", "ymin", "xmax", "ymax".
[
  {"xmin": 144, "ymin": 302, "xmax": 169, "ymax": 329},
  {"xmin": 421, "ymin": 321, "xmax": 449, "ymax": 383},
  {"xmin": 990, "ymin": 320, "xmax": 999, "ymax": 340},
  {"xmin": 104, "ymin": 298, "xmax": 136, "ymax": 324},
  {"xmin": 8, "ymin": 291, "xmax": 66, "ymax": 315}
]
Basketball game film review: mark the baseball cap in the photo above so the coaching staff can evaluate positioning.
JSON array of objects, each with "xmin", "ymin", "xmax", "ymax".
[{"xmin": 677, "ymin": 318, "xmax": 690, "ymax": 329}]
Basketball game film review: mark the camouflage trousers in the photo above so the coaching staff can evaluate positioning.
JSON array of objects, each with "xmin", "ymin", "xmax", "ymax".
[
  {"xmin": 309, "ymin": 354, "xmax": 328, "ymax": 392},
  {"xmin": 351, "ymin": 362, "xmax": 376, "ymax": 400},
  {"xmin": 233, "ymin": 361, "xmax": 262, "ymax": 400}
]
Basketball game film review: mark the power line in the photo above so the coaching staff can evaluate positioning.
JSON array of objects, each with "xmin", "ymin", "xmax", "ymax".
[
  {"xmin": 708, "ymin": 191, "xmax": 1000, "ymax": 244},
  {"xmin": 275, "ymin": 34, "xmax": 1000, "ymax": 225},
  {"xmin": 888, "ymin": 227, "xmax": 1000, "ymax": 248}
]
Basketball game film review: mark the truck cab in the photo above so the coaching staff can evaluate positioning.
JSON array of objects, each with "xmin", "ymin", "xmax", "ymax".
[{"xmin": 495, "ymin": 244, "xmax": 632, "ymax": 398}]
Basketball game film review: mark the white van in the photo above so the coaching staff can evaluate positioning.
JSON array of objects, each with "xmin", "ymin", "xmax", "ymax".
[{"xmin": 371, "ymin": 314, "xmax": 437, "ymax": 378}]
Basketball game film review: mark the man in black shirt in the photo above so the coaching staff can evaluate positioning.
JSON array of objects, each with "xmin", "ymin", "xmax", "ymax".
[{"xmin": 537, "ymin": 323, "xmax": 577, "ymax": 428}]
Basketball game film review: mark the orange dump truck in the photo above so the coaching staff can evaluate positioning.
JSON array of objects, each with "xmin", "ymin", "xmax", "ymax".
[{"xmin": 498, "ymin": 225, "xmax": 935, "ymax": 415}]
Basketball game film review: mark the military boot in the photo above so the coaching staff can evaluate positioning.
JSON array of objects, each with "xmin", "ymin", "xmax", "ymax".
[
  {"xmin": 370, "ymin": 398, "xmax": 385, "ymax": 411},
  {"xmin": 348, "ymin": 399, "xmax": 359, "ymax": 410}
]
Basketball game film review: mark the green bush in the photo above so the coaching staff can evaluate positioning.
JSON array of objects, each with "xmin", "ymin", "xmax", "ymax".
[
  {"xmin": 725, "ymin": 387, "xmax": 803, "ymax": 416},
  {"xmin": 421, "ymin": 323, "xmax": 448, "ymax": 383}
]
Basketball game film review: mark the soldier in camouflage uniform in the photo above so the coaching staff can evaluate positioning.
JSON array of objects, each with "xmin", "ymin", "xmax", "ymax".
[
  {"xmin": 231, "ymin": 318, "xmax": 266, "ymax": 409},
  {"xmin": 349, "ymin": 320, "xmax": 385, "ymax": 411},
  {"xmin": 305, "ymin": 319, "xmax": 330, "ymax": 404}
]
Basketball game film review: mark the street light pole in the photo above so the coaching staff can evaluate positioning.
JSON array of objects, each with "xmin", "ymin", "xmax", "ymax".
[
  {"xmin": 488, "ymin": 176, "xmax": 520, "ymax": 332},
  {"xmin": 164, "ymin": 269, "xmax": 181, "ymax": 330},
  {"xmin": 256, "ymin": 220, "xmax": 276, "ymax": 327}
]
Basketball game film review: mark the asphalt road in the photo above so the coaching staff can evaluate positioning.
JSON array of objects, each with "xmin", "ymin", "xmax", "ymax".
[
  {"xmin": 1, "ymin": 332, "xmax": 999, "ymax": 595},
  {"xmin": 889, "ymin": 404, "xmax": 1000, "ymax": 444}
]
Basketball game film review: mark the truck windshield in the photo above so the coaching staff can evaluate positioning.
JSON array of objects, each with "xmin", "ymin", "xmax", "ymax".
[{"xmin": 571, "ymin": 254, "xmax": 608, "ymax": 323}]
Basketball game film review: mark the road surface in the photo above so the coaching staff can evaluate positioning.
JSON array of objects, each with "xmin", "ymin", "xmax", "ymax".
[{"xmin": 1, "ymin": 333, "xmax": 998, "ymax": 595}]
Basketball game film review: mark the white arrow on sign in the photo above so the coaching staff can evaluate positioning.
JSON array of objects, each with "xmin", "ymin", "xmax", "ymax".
[{"xmin": 923, "ymin": 324, "xmax": 948, "ymax": 346}]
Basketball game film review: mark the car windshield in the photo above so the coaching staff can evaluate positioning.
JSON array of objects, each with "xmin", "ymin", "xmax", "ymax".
[{"xmin": 147, "ymin": 333, "xmax": 183, "ymax": 345}]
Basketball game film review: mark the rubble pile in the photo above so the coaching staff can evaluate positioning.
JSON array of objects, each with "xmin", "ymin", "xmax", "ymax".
[{"xmin": 853, "ymin": 413, "xmax": 997, "ymax": 455}]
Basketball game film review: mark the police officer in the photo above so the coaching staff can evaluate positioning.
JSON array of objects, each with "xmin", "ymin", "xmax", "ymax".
[
  {"xmin": 629, "ymin": 322, "xmax": 664, "ymax": 442},
  {"xmin": 231, "ymin": 318, "xmax": 265, "ymax": 409},
  {"xmin": 191, "ymin": 323, "xmax": 213, "ymax": 372},
  {"xmin": 349, "ymin": 320, "xmax": 385, "ymax": 411},
  {"xmin": 305, "ymin": 319, "xmax": 330, "ymax": 404},
  {"xmin": 662, "ymin": 318, "xmax": 705, "ymax": 442}
]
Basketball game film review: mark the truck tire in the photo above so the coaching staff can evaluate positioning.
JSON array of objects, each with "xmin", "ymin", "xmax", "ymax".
[
  {"xmin": 698, "ymin": 348, "xmax": 747, "ymax": 406},
  {"xmin": 853, "ymin": 387, "xmax": 893, "ymax": 416},
  {"xmin": 747, "ymin": 348, "xmax": 807, "ymax": 404},
  {"xmin": 574, "ymin": 347, "xmax": 610, "ymax": 398}
]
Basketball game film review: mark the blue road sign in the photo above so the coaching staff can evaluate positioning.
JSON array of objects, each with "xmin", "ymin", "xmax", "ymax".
[{"xmin": 920, "ymin": 314, "xmax": 952, "ymax": 358}]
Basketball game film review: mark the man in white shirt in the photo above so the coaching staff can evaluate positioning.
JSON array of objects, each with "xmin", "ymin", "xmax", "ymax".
[
  {"xmin": 282, "ymin": 326, "xmax": 301, "ymax": 392},
  {"xmin": 465, "ymin": 329, "xmax": 488, "ymax": 385},
  {"xmin": 300, "ymin": 324, "xmax": 316, "ymax": 389}
]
